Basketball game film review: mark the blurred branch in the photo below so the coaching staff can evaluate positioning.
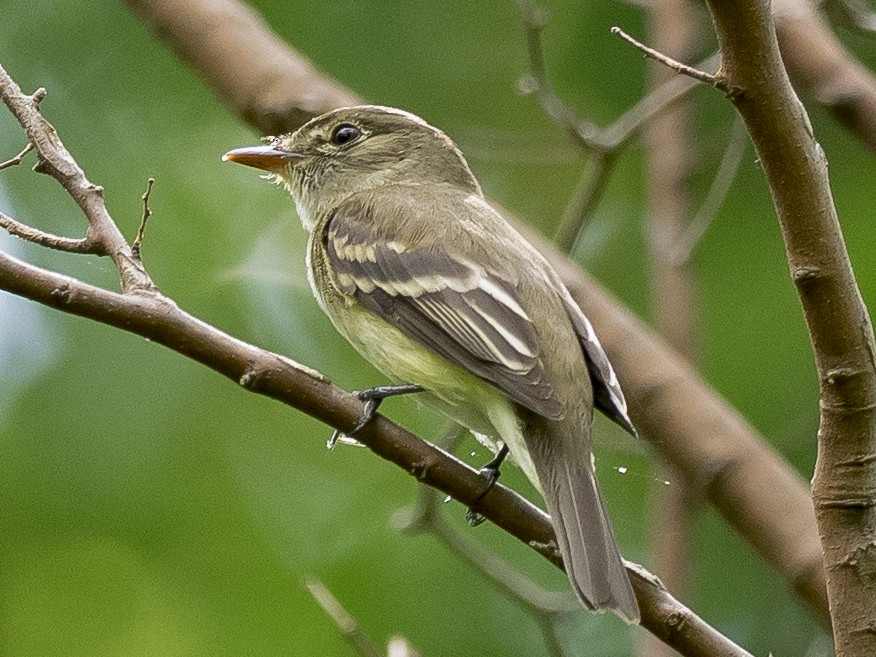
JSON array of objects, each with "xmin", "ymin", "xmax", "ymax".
[
  {"xmin": 396, "ymin": 488, "xmax": 576, "ymax": 657},
  {"xmin": 122, "ymin": 0, "xmax": 830, "ymax": 628},
  {"xmin": 705, "ymin": 0, "xmax": 876, "ymax": 653},
  {"xmin": 122, "ymin": 0, "xmax": 358, "ymax": 135},
  {"xmin": 831, "ymin": 0, "xmax": 876, "ymax": 33},
  {"xmin": 394, "ymin": 428, "xmax": 578, "ymax": 657},
  {"xmin": 304, "ymin": 577, "xmax": 387, "ymax": 657},
  {"xmin": 673, "ymin": 117, "xmax": 748, "ymax": 265},
  {"xmin": 515, "ymin": 0, "xmax": 718, "ymax": 252},
  {"xmin": 0, "ymin": 61, "xmax": 754, "ymax": 657},
  {"xmin": 774, "ymin": 0, "xmax": 876, "ymax": 153},
  {"xmin": 640, "ymin": 3, "xmax": 700, "ymax": 655}
]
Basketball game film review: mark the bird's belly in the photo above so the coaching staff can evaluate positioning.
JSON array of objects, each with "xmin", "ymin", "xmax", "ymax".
[{"xmin": 324, "ymin": 299, "xmax": 541, "ymax": 487}]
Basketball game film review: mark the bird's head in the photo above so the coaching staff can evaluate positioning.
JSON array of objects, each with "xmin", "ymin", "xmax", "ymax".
[{"xmin": 224, "ymin": 105, "xmax": 480, "ymax": 227}]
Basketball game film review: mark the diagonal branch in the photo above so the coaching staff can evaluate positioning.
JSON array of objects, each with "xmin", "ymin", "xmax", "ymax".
[
  {"xmin": 0, "ymin": 249, "xmax": 754, "ymax": 657},
  {"xmin": 774, "ymin": 0, "xmax": 876, "ymax": 154}
]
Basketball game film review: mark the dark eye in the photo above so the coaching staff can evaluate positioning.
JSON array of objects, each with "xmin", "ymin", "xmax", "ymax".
[{"xmin": 331, "ymin": 124, "xmax": 361, "ymax": 146}]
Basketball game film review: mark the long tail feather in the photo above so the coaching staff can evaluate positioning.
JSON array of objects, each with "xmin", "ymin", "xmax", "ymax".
[{"xmin": 526, "ymin": 436, "xmax": 639, "ymax": 623}]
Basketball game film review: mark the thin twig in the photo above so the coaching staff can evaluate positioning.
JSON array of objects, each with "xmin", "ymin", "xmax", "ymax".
[
  {"xmin": 131, "ymin": 177, "xmax": 155, "ymax": 260},
  {"xmin": 0, "ymin": 209, "xmax": 96, "ymax": 253},
  {"xmin": 516, "ymin": 0, "xmax": 601, "ymax": 149},
  {"xmin": 673, "ymin": 117, "xmax": 748, "ymax": 264},
  {"xmin": 0, "ymin": 64, "xmax": 154, "ymax": 291},
  {"xmin": 611, "ymin": 27, "xmax": 732, "ymax": 94},
  {"xmin": 515, "ymin": 0, "xmax": 718, "ymax": 254},
  {"xmin": 304, "ymin": 577, "xmax": 385, "ymax": 657},
  {"xmin": 600, "ymin": 53, "xmax": 720, "ymax": 150},
  {"xmin": 0, "ymin": 142, "xmax": 33, "ymax": 170},
  {"xmin": 552, "ymin": 154, "xmax": 613, "ymax": 254}
]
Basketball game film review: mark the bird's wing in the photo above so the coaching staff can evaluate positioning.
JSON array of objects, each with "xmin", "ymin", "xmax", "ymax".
[
  {"xmin": 324, "ymin": 190, "xmax": 565, "ymax": 420},
  {"xmin": 559, "ymin": 292, "xmax": 638, "ymax": 437}
]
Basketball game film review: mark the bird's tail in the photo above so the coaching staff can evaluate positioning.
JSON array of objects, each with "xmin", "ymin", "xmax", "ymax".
[{"xmin": 525, "ymin": 435, "xmax": 639, "ymax": 623}]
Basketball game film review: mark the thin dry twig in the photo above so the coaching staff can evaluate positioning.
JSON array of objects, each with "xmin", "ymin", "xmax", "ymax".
[
  {"xmin": 611, "ymin": 27, "xmax": 732, "ymax": 94},
  {"xmin": 0, "ymin": 66, "xmax": 154, "ymax": 292},
  {"xmin": 304, "ymin": 577, "xmax": 385, "ymax": 657},
  {"xmin": 0, "ymin": 209, "xmax": 95, "ymax": 253},
  {"xmin": 131, "ymin": 177, "xmax": 155, "ymax": 260},
  {"xmin": 0, "ymin": 141, "xmax": 33, "ymax": 170}
]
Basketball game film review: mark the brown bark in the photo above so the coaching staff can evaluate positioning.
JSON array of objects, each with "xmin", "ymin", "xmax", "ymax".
[{"xmin": 706, "ymin": 1, "xmax": 876, "ymax": 653}]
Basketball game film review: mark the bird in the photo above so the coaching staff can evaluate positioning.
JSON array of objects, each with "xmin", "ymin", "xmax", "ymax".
[{"xmin": 224, "ymin": 105, "xmax": 639, "ymax": 623}]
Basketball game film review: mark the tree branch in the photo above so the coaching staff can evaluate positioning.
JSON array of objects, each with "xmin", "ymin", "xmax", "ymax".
[
  {"xmin": 775, "ymin": 0, "xmax": 876, "ymax": 154},
  {"xmin": 121, "ymin": 0, "xmax": 830, "ymax": 627},
  {"xmin": 0, "ymin": 142, "xmax": 33, "ymax": 170},
  {"xmin": 0, "ymin": 209, "xmax": 95, "ymax": 253},
  {"xmin": 0, "ymin": 234, "xmax": 754, "ymax": 657},
  {"xmin": 704, "ymin": 0, "xmax": 876, "ymax": 653},
  {"xmin": 611, "ymin": 27, "xmax": 730, "ymax": 92},
  {"xmin": 0, "ymin": 70, "xmax": 154, "ymax": 292}
]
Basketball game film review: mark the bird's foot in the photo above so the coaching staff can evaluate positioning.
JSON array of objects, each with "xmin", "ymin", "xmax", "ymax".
[
  {"xmin": 466, "ymin": 443, "xmax": 510, "ymax": 526},
  {"xmin": 327, "ymin": 383, "xmax": 424, "ymax": 449}
]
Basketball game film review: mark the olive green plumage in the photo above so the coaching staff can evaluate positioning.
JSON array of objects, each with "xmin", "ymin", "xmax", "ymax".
[{"xmin": 225, "ymin": 105, "xmax": 639, "ymax": 623}]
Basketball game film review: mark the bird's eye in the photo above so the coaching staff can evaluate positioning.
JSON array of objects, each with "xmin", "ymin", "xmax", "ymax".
[{"xmin": 331, "ymin": 124, "xmax": 361, "ymax": 146}]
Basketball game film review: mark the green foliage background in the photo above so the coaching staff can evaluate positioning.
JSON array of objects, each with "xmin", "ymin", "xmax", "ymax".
[{"xmin": 1, "ymin": 1, "xmax": 873, "ymax": 655}]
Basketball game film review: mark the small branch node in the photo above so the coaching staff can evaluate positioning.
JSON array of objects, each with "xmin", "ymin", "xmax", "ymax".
[
  {"xmin": 50, "ymin": 283, "xmax": 73, "ymax": 304},
  {"xmin": 238, "ymin": 366, "xmax": 260, "ymax": 389},
  {"xmin": 32, "ymin": 158, "xmax": 51, "ymax": 175},
  {"xmin": 131, "ymin": 177, "xmax": 155, "ymax": 260},
  {"xmin": 31, "ymin": 87, "xmax": 47, "ymax": 106},
  {"xmin": 792, "ymin": 265, "xmax": 823, "ymax": 283}
]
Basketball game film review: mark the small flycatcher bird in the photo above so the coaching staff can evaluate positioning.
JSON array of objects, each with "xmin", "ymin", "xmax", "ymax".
[{"xmin": 224, "ymin": 106, "xmax": 639, "ymax": 623}]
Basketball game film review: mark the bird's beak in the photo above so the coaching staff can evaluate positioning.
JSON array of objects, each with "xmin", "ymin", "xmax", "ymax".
[{"xmin": 222, "ymin": 145, "xmax": 303, "ymax": 173}]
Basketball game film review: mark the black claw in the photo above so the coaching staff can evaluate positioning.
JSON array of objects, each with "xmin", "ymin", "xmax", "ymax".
[
  {"xmin": 466, "ymin": 508, "xmax": 487, "ymax": 527},
  {"xmin": 466, "ymin": 443, "xmax": 511, "ymax": 526},
  {"xmin": 327, "ymin": 383, "xmax": 424, "ymax": 449},
  {"xmin": 478, "ymin": 443, "xmax": 510, "ymax": 485}
]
